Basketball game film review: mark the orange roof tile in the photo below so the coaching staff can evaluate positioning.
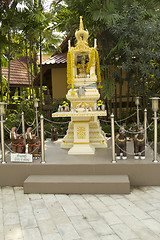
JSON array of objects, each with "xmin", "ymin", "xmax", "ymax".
[
  {"xmin": 2, "ymin": 58, "xmax": 33, "ymax": 87},
  {"xmin": 42, "ymin": 53, "xmax": 67, "ymax": 65}
]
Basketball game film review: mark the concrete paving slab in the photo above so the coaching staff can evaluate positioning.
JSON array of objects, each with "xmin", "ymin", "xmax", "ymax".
[{"xmin": 1, "ymin": 186, "xmax": 160, "ymax": 240}]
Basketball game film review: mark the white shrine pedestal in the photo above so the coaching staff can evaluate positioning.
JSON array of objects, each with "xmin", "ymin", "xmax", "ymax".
[{"xmin": 52, "ymin": 110, "xmax": 107, "ymax": 155}]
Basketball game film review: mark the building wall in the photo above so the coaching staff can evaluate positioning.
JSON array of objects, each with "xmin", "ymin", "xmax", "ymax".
[
  {"xmin": 51, "ymin": 67, "xmax": 67, "ymax": 100},
  {"xmin": 116, "ymin": 81, "xmax": 128, "ymax": 96},
  {"xmin": 51, "ymin": 66, "xmax": 130, "ymax": 100}
]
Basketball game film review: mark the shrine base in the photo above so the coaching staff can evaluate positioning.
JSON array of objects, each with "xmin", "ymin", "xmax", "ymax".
[{"xmin": 68, "ymin": 144, "xmax": 95, "ymax": 155}]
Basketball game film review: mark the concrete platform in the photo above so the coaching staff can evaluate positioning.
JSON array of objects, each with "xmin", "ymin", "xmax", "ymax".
[
  {"xmin": 24, "ymin": 175, "xmax": 130, "ymax": 194},
  {"xmin": 44, "ymin": 138, "xmax": 159, "ymax": 165},
  {"xmin": 0, "ymin": 138, "xmax": 160, "ymax": 192}
]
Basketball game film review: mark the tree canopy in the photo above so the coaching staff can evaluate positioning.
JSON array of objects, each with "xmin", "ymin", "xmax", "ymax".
[
  {"xmin": 51, "ymin": 0, "xmax": 160, "ymax": 116},
  {"xmin": 0, "ymin": 0, "xmax": 61, "ymax": 103},
  {"xmin": 1, "ymin": 0, "xmax": 160, "ymax": 117}
]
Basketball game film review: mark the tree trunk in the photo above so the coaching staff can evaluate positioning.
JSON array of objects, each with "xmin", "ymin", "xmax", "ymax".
[
  {"xmin": 126, "ymin": 80, "xmax": 130, "ymax": 118},
  {"xmin": 130, "ymin": 96, "xmax": 134, "ymax": 112},
  {"xmin": 119, "ymin": 78, "xmax": 122, "ymax": 121},
  {"xmin": 109, "ymin": 99, "xmax": 112, "ymax": 116},
  {"xmin": 40, "ymin": 32, "xmax": 43, "ymax": 112},
  {"xmin": 0, "ymin": 48, "xmax": 3, "ymax": 101},
  {"xmin": 114, "ymin": 85, "xmax": 117, "ymax": 119},
  {"xmin": 7, "ymin": 29, "xmax": 11, "ymax": 103},
  {"xmin": 33, "ymin": 48, "xmax": 38, "ymax": 76},
  {"xmin": 29, "ymin": 39, "xmax": 34, "ymax": 99},
  {"xmin": 25, "ymin": 41, "xmax": 31, "ymax": 97}
]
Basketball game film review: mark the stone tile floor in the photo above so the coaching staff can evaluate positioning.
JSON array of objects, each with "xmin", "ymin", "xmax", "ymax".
[{"xmin": 1, "ymin": 186, "xmax": 160, "ymax": 240}]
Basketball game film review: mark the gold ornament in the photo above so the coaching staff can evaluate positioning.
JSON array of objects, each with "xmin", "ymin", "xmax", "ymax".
[
  {"xmin": 86, "ymin": 47, "xmax": 101, "ymax": 86},
  {"xmin": 67, "ymin": 48, "xmax": 74, "ymax": 89}
]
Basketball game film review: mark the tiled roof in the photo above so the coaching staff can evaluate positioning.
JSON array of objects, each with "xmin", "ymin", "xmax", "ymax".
[
  {"xmin": 2, "ymin": 58, "xmax": 33, "ymax": 86},
  {"xmin": 42, "ymin": 53, "xmax": 67, "ymax": 65}
]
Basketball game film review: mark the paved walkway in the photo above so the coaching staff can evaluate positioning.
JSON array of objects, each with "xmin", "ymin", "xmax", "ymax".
[{"xmin": 1, "ymin": 186, "xmax": 160, "ymax": 240}]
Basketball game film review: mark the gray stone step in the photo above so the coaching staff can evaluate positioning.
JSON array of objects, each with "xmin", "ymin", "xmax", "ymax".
[{"xmin": 24, "ymin": 175, "xmax": 130, "ymax": 194}]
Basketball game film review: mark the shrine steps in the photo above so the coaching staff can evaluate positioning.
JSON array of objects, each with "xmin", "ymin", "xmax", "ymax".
[{"xmin": 23, "ymin": 174, "xmax": 130, "ymax": 194}]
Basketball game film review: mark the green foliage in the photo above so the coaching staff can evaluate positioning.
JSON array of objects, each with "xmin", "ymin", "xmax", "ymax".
[
  {"xmin": 0, "ymin": 0, "xmax": 61, "ymax": 107},
  {"xmin": 100, "ymin": 122, "xmax": 111, "ymax": 136},
  {"xmin": 3, "ymin": 86, "xmax": 36, "ymax": 140},
  {"xmin": 5, "ymin": 97, "xmax": 35, "ymax": 139},
  {"xmin": 110, "ymin": 2, "xmax": 160, "ymax": 100},
  {"xmin": 147, "ymin": 124, "xmax": 160, "ymax": 142},
  {"xmin": 101, "ymin": 77, "xmax": 115, "ymax": 101},
  {"xmin": 49, "ymin": 98, "xmax": 70, "ymax": 136},
  {"xmin": 0, "ymin": 77, "xmax": 8, "ymax": 101},
  {"xmin": 52, "ymin": 0, "xmax": 160, "ymax": 119},
  {"xmin": 100, "ymin": 120, "xmax": 121, "ymax": 136}
]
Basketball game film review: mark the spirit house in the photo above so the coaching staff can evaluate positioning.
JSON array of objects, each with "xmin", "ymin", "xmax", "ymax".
[{"xmin": 52, "ymin": 16, "xmax": 107, "ymax": 154}]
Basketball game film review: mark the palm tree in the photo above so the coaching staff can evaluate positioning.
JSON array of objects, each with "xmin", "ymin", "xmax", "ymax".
[
  {"xmin": 19, "ymin": 0, "xmax": 61, "ymax": 110},
  {"xmin": 0, "ymin": 0, "xmax": 21, "ymax": 101},
  {"xmin": 0, "ymin": 0, "xmax": 9, "ymax": 101}
]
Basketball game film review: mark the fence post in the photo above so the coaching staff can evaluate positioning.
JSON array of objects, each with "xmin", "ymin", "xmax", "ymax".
[
  {"xmin": 135, "ymin": 97, "xmax": 140, "ymax": 129},
  {"xmin": 151, "ymin": 97, "xmax": 159, "ymax": 163},
  {"xmin": 22, "ymin": 112, "xmax": 26, "ymax": 145},
  {"xmin": 35, "ymin": 107, "xmax": 39, "ymax": 138},
  {"xmin": 111, "ymin": 113, "xmax": 116, "ymax": 163},
  {"xmin": 144, "ymin": 108, "xmax": 147, "ymax": 147},
  {"xmin": 137, "ymin": 105, "xmax": 140, "ymax": 129},
  {"xmin": 40, "ymin": 114, "xmax": 46, "ymax": 164},
  {"xmin": 1, "ymin": 115, "xmax": 6, "ymax": 164},
  {"xmin": 153, "ymin": 111, "xmax": 158, "ymax": 163}
]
